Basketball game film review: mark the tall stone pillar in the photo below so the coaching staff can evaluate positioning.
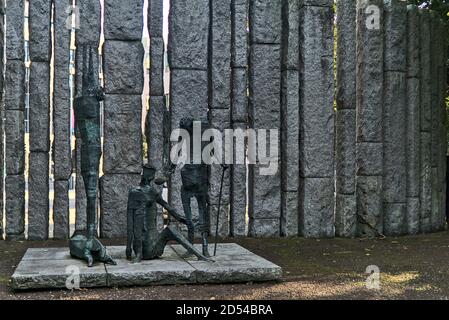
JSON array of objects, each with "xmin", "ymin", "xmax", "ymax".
[
  {"xmin": 248, "ymin": 0, "xmax": 282, "ymax": 238},
  {"xmin": 405, "ymin": 5, "xmax": 421, "ymax": 235},
  {"xmin": 209, "ymin": 0, "xmax": 232, "ymax": 237},
  {"xmin": 419, "ymin": 9, "xmax": 432, "ymax": 233},
  {"xmin": 355, "ymin": 0, "xmax": 384, "ymax": 237},
  {"xmin": 27, "ymin": 0, "xmax": 52, "ymax": 240},
  {"xmin": 335, "ymin": 0, "xmax": 357, "ymax": 238},
  {"xmin": 280, "ymin": 0, "xmax": 299, "ymax": 237},
  {"xmin": 0, "ymin": 1, "xmax": 5, "ymax": 238},
  {"xmin": 230, "ymin": 0, "xmax": 248, "ymax": 237},
  {"xmin": 101, "ymin": 0, "xmax": 143, "ymax": 238},
  {"xmin": 53, "ymin": 0, "xmax": 72, "ymax": 239},
  {"xmin": 298, "ymin": 0, "xmax": 335, "ymax": 238},
  {"xmin": 5, "ymin": 0, "xmax": 25, "ymax": 240},
  {"xmin": 168, "ymin": 0, "xmax": 209, "ymax": 226},
  {"xmin": 383, "ymin": 0, "xmax": 407, "ymax": 236}
]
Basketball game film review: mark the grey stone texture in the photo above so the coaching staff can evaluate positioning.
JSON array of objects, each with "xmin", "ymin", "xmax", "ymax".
[
  {"xmin": 29, "ymin": 61, "xmax": 50, "ymax": 152},
  {"xmin": 76, "ymin": 0, "xmax": 101, "ymax": 45},
  {"xmin": 54, "ymin": 0, "xmax": 71, "ymax": 72},
  {"xmin": 150, "ymin": 37, "xmax": 165, "ymax": 96},
  {"xmin": 103, "ymin": 95, "xmax": 143, "ymax": 174},
  {"xmin": 52, "ymin": 96, "xmax": 71, "ymax": 181},
  {"xmin": 75, "ymin": 140, "xmax": 87, "ymax": 232},
  {"xmin": 248, "ymin": 218, "xmax": 280, "ymax": 238},
  {"xmin": 5, "ymin": 59, "xmax": 25, "ymax": 111},
  {"xmin": 420, "ymin": 131, "xmax": 432, "ymax": 233},
  {"xmin": 209, "ymin": 204, "xmax": 230, "ymax": 238},
  {"xmin": 210, "ymin": 0, "xmax": 232, "ymax": 110},
  {"xmin": 299, "ymin": 5, "xmax": 334, "ymax": 178},
  {"xmin": 282, "ymin": 0, "xmax": 299, "ymax": 71},
  {"xmin": 5, "ymin": 110, "xmax": 24, "ymax": 176},
  {"xmin": 5, "ymin": 0, "xmax": 24, "ymax": 60},
  {"xmin": 356, "ymin": 142, "xmax": 383, "ymax": 176},
  {"xmin": 383, "ymin": 0, "xmax": 407, "ymax": 72},
  {"xmin": 231, "ymin": 68, "xmax": 248, "ymax": 123},
  {"xmin": 419, "ymin": 10, "xmax": 431, "ymax": 132},
  {"xmin": 230, "ymin": 123, "xmax": 247, "ymax": 237},
  {"xmin": 5, "ymin": 175, "xmax": 25, "ymax": 240},
  {"xmin": 28, "ymin": 0, "xmax": 52, "ymax": 62},
  {"xmin": 12, "ymin": 244, "xmax": 282, "ymax": 290},
  {"xmin": 407, "ymin": 197, "xmax": 420, "ymax": 235},
  {"xmin": 100, "ymin": 174, "xmax": 141, "ymax": 238},
  {"xmin": 383, "ymin": 203, "xmax": 406, "ymax": 237},
  {"xmin": 53, "ymin": 180, "xmax": 70, "ymax": 240},
  {"xmin": 335, "ymin": 193, "xmax": 357, "ymax": 238},
  {"xmin": 104, "ymin": 0, "xmax": 143, "ymax": 41},
  {"xmin": 383, "ymin": 71, "xmax": 407, "ymax": 205},
  {"xmin": 299, "ymin": 178, "xmax": 335, "ymax": 238},
  {"xmin": 103, "ymin": 40, "xmax": 145, "ymax": 95},
  {"xmin": 299, "ymin": 0, "xmax": 334, "ymax": 6},
  {"xmin": 149, "ymin": 0, "xmax": 163, "ymax": 37},
  {"xmin": 406, "ymin": 5, "xmax": 420, "ymax": 79},
  {"xmin": 146, "ymin": 96, "xmax": 166, "ymax": 170},
  {"xmin": 356, "ymin": 0, "xmax": 384, "ymax": 143},
  {"xmin": 281, "ymin": 70, "xmax": 299, "ymax": 192},
  {"xmin": 168, "ymin": 0, "xmax": 209, "ymax": 70},
  {"xmin": 281, "ymin": 191, "xmax": 299, "ymax": 237},
  {"xmin": 336, "ymin": 109, "xmax": 356, "ymax": 194},
  {"xmin": 27, "ymin": 152, "xmax": 49, "ymax": 241},
  {"xmin": 232, "ymin": 0, "xmax": 248, "ymax": 68},
  {"xmin": 406, "ymin": 77, "xmax": 420, "ymax": 199},
  {"xmin": 356, "ymin": 176, "xmax": 383, "ymax": 237},
  {"xmin": 249, "ymin": 0, "xmax": 282, "ymax": 44}
]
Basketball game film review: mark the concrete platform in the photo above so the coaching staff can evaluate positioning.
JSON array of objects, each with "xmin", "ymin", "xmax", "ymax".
[{"xmin": 11, "ymin": 243, "xmax": 282, "ymax": 290}]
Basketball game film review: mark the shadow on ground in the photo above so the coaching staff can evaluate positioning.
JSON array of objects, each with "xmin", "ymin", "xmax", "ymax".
[{"xmin": 2, "ymin": 232, "xmax": 449, "ymax": 300}]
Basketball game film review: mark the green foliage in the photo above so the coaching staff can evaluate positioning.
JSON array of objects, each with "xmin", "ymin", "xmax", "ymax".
[{"xmin": 408, "ymin": 0, "xmax": 449, "ymax": 22}]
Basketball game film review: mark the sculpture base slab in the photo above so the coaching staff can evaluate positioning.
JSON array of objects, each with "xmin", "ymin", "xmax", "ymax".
[{"xmin": 11, "ymin": 243, "xmax": 282, "ymax": 290}]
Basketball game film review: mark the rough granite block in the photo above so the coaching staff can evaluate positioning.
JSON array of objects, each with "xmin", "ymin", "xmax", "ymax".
[
  {"xmin": 232, "ymin": 0, "xmax": 248, "ymax": 68},
  {"xmin": 299, "ymin": 5, "xmax": 334, "ymax": 178},
  {"xmin": 146, "ymin": 96, "xmax": 166, "ymax": 170},
  {"xmin": 281, "ymin": 70, "xmax": 299, "ymax": 193},
  {"xmin": 28, "ymin": 152, "xmax": 49, "ymax": 241},
  {"xmin": 383, "ymin": 0, "xmax": 407, "ymax": 72},
  {"xmin": 407, "ymin": 197, "xmax": 420, "ymax": 235},
  {"xmin": 230, "ymin": 131, "xmax": 247, "ymax": 237},
  {"xmin": 336, "ymin": 109, "xmax": 356, "ymax": 194},
  {"xmin": 29, "ymin": 61, "xmax": 50, "ymax": 152},
  {"xmin": 356, "ymin": 143, "xmax": 383, "ymax": 177},
  {"xmin": 5, "ymin": 0, "xmax": 24, "ymax": 60},
  {"xmin": 5, "ymin": 175, "xmax": 25, "ymax": 240},
  {"xmin": 406, "ymin": 5, "xmax": 420, "ymax": 79},
  {"xmin": 209, "ymin": 204, "xmax": 230, "ymax": 238},
  {"xmin": 28, "ymin": 0, "xmax": 52, "ymax": 62},
  {"xmin": 210, "ymin": 0, "xmax": 232, "ymax": 110},
  {"xmin": 299, "ymin": 0, "xmax": 333, "ymax": 6},
  {"xmin": 406, "ymin": 77, "xmax": 420, "ymax": 198},
  {"xmin": 420, "ymin": 131, "xmax": 432, "ymax": 233},
  {"xmin": 150, "ymin": 37, "xmax": 165, "ymax": 96},
  {"xmin": 419, "ymin": 10, "xmax": 431, "ymax": 132},
  {"xmin": 103, "ymin": 95, "xmax": 143, "ymax": 174},
  {"xmin": 282, "ymin": 0, "xmax": 300, "ymax": 70},
  {"xmin": 100, "ymin": 174, "xmax": 141, "ymax": 239},
  {"xmin": 53, "ymin": 97, "xmax": 72, "ymax": 181},
  {"xmin": 356, "ymin": 0, "xmax": 384, "ymax": 143},
  {"xmin": 335, "ymin": 193, "xmax": 357, "ymax": 238},
  {"xmin": 383, "ymin": 71, "xmax": 407, "ymax": 204},
  {"xmin": 149, "ymin": 0, "xmax": 163, "ymax": 37},
  {"xmin": 5, "ymin": 59, "xmax": 25, "ymax": 111},
  {"xmin": 249, "ymin": 0, "xmax": 282, "ymax": 44},
  {"xmin": 248, "ymin": 165, "xmax": 281, "ymax": 221},
  {"xmin": 103, "ymin": 41, "xmax": 144, "ymax": 95},
  {"xmin": 383, "ymin": 203, "xmax": 406, "ymax": 237},
  {"xmin": 104, "ymin": 0, "xmax": 143, "ymax": 41},
  {"xmin": 281, "ymin": 191, "xmax": 299, "ymax": 237},
  {"xmin": 76, "ymin": 0, "xmax": 101, "ymax": 45},
  {"xmin": 299, "ymin": 178, "xmax": 334, "ymax": 238},
  {"xmin": 5, "ymin": 110, "xmax": 24, "ymax": 176},
  {"xmin": 356, "ymin": 175, "xmax": 383, "ymax": 237},
  {"xmin": 168, "ymin": 0, "xmax": 209, "ymax": 70},
  {"xmin": 54, "ymin": 0, "xmax": 71, "ymax": 70},
  {"xmin": 53, "ymin": 180, "xmax": 70, "ymax": 240},
  {"xmin": 231, "ymin": 68, "xmax": 248, "ymax": 123},
  {"xmin": 248, "ymin": 218, "xmax": 280, "ymax": 238}
]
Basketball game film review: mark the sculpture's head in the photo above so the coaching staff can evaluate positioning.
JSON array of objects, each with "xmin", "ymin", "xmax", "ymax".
[
  {"xmin": 141, "ymin": 164, "xmax": 157, "ymax": 186},
  {"xmin": 80, "ymin": 44, "xmax": 104, "ymax": 101}
]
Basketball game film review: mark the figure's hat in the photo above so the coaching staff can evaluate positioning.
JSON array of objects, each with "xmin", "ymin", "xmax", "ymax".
[{"xmin": 142, "ymin": 164, "xmax": 157, "ymax": 177}]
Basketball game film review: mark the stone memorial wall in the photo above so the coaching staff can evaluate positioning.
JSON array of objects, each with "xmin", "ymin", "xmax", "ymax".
[{"xmin": 0, "ymin": 0, "xmax": 447, "ymax": 241}]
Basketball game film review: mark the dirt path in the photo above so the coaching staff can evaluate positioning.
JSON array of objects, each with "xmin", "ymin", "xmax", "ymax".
[{"xmin": 2, "ymin": 233, "xmax": 449, "ymax": 300}]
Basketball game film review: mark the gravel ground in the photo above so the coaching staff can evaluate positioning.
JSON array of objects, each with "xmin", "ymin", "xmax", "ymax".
[{"xmin": 2, "ymin": 233, "xmax": 449, "ymax": 300}]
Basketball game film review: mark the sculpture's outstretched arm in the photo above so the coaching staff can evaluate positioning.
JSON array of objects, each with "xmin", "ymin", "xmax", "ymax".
[{"xmin": 157, "ymin": 198, "xmax": 189, "ymax": 226}]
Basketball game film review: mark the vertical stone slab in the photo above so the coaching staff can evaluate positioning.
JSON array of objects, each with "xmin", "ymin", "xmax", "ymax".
[
  {"xmin": 146, "ymin": 96, "xmax": 166, "ymax": 170},
  {"xmin": 298, "ymin": 3, "xmax": 334, "ymax": 238},
  {"xmin": 249, "ymin": 0, "xmax": 282, "ymax": 44},
  {"xmin": 5, "ymin": 0, "xmax": 25, "ymax": 240},
  {"xmin": 248, "ymin": 42, "xmax": 281, "ymax": 238},
  {"xmin": 355, "ymin": 0, "xmax": 384, "ymax": 237},
  {"xmin": 405, "ymin": 5, "xmax": 421, "ymax": 235},
  {"xmin": 149, "ymin": 37, "xmax": 165, "ymax": 97},
  {"xmin": 149, "ymin": 0, "xmax": 163, "ymax": 38},
  {"xmin": 0, "ymin": 2, "xmax": 5, "ymax": 237},
  {"xmin": 53, "ymin": 0, "xmax": 72, "ymax": 239},
  {"xmin": 168, "ymin": 2, "xmax": 209, "ymax": 219},
  {"xmin": 232, "ymin": 0, "xmax": 248, "ymax": 69},
  {"xmin": 28, "ymin": 152, "xmax": 49, "ymax": 240},
  {"xmin": 28, "ymin": 0, "xmax": 52, "ymax": 63},
  {"xmin": 335, "ymin": 0, "xmax": 356, "ymax": 238},
  {"xmin": 101, "ymin": 1, "xmax": 143, "ymax": 238}
]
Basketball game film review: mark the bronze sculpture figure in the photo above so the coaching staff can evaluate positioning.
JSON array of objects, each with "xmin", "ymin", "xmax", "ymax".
[
  {"xmin": 69, "ymin": 45, "xmax": 116, "ymax": 267},
  {"xmin": 126, "ymin": 165, "xmax": 211, "ymax": 262}
]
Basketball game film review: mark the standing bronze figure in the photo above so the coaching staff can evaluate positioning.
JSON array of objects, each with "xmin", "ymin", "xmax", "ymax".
[
  {"xmin": 69, "ymin": 45, "xmax": 115, "ymax": 267},
  {"xmin": 126, "ymin": 165, "xmax": 211, "ymax": 262}
]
